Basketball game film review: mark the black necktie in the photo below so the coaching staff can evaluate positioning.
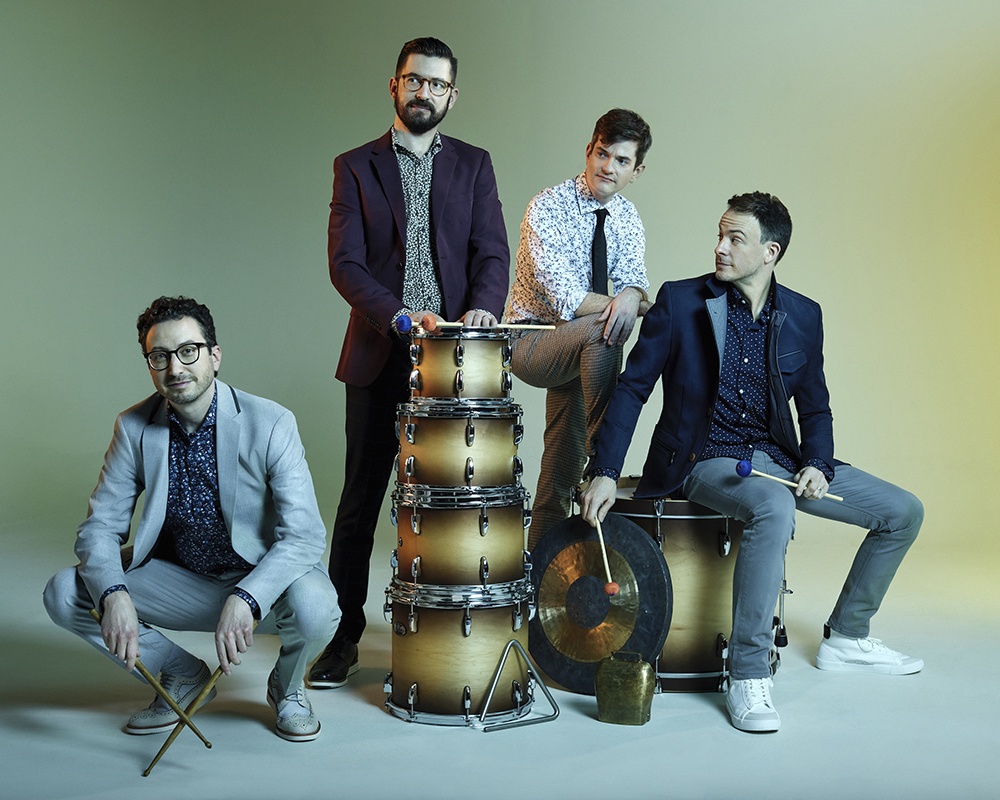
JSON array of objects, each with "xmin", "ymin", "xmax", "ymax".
[{"xmin": 591, "ymin": 208, "xmax": 609, "ymax": 295}]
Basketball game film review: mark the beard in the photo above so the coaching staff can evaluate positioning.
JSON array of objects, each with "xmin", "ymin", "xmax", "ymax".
[{"xmin": 395, "ymin": 95, "xmax": 450, "ymax": 135}]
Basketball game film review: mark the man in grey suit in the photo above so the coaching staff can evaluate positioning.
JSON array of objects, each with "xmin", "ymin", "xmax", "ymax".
[{"xmin": 44, "ymin": 296, "xmax": 339, "ymax": 743}]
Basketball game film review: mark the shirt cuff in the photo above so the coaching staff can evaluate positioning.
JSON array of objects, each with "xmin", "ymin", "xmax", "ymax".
[
  {"xmin": 588, "ymin": 466, "xmax": 621, "ymax": 482},
  {"xmin": 99, "ymin": 584, "xmax": 129, "ymax": 613},
  {"xmin": 803, "ymin": 458, "xmax": 835, "ymax": 483},
  {"xmin": 231, "ymin": 587, "xmax": 261, "ymax": 620}
]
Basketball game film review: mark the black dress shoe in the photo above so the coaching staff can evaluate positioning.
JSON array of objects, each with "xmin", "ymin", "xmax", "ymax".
[{"xmin": 307, "ymin": 638, "xmax": 359, "ymax": 688}]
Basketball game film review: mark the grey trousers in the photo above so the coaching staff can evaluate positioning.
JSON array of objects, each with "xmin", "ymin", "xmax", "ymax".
[
  {"xmin": 510, "ymin": 315, "xmax": 624, "ymax": 549},
  {"xmin": 43, "ymin": 558, "xmax": 340, "ymax": 695},
  {"xmin": 682, "ymin": 451, "xmax": 923, "ymax": 680}
]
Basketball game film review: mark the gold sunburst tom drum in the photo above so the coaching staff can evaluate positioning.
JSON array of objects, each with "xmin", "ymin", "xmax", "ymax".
[
  {"xmin": 395, "ymin": 402, "xmax": 523, "ymax": 489},
  {"xmin": 391, "ymin": 485, "xmax": 531, "ymax": 586},
  {"xmin": 408, "ymin": 328, "xmax": 513, "ymax": 401},
  {"xmin": 383, "ymin": 580, "xmax": 533, "ymax": 724}
]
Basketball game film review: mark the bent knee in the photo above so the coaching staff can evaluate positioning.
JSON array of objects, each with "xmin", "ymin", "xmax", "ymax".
[{"xmin": 43, "ymin": 567, "xmax": 86, "ymax": 628}]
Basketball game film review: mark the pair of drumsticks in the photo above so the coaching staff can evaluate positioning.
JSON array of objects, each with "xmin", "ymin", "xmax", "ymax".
[{"xmin": 89, "ymin": 609, "xmax": 225, "ymax": 776}]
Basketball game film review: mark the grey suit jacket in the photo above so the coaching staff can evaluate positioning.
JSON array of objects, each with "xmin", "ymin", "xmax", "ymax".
[{"xmin": 74, "ymin": 380, "xmax": 328, "ymax": 616}]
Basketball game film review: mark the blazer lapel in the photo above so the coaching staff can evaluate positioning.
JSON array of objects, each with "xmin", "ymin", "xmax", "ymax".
[
  {"xmin": 215, "ymin": 381, "xmax": 241, "ymax": 533},
  {"xmin": 371, "ymin": 133, "xmax": 407, "ymax": 245},
  {"xmin": 134, "ymin": 399, "xmax": 169, "ymax": 566}
]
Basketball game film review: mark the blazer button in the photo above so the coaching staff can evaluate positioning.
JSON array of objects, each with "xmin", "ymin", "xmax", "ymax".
[
  {"xmin": 688, "ymin": 453, "xmax": 697, "ymax": 462},
  {"xmin": 396, "ymin": 262, "xmax": 404, "ymax": 271}
]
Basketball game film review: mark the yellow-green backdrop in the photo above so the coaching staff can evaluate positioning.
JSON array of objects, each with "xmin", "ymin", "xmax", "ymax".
[{"xmin": 2, "ymin": 1, "xmax": 998, "ymax": 618}]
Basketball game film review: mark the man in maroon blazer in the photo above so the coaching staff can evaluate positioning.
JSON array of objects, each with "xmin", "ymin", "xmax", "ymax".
[{"xmin": 309, "ymin": 37, "xmax": 510, "ymax": 689}]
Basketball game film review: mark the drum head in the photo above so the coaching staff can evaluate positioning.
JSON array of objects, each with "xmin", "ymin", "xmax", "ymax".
[{"xmin": 529, "ymin": 513, "xmax": 672, "ymax": 695}]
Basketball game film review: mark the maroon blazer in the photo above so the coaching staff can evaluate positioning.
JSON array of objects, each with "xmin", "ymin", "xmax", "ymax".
[{"xmin": 328, "ymin": 130, "xmax": 510, "ymax": 387}]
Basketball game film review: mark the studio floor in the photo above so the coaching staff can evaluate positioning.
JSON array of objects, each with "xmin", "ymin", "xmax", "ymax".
[{"xmin": 2, "ymin": 528, "xmax": 997, "ymax": 800}]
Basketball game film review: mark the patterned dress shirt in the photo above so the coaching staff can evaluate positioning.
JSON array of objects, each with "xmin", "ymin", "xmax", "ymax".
[
  {"xmin": 505, "ymin": 174, "xmax": 648, "ymax": 324},
  {"xmin": 701, "ymin": 286, "xmax": 834, "ymax": 480},
  {"xmin": 392, "ymin": 127, "xmax": 444, "ymax": 316},
  {"xmin": 156, "ymin": 391, "xmax": 254, "ymax": 576}
]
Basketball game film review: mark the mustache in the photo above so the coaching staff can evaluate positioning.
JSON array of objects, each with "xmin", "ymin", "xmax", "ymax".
[{"xmin": 407, "ymin": 100, "xmax": 434, "ymax": 111}]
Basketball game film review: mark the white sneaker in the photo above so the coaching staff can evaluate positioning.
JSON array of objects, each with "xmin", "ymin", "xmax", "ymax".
[
  {"xmin": 726, "ymin": 677, "xmax": 780, "ymax": 733},
  {"xmin": 816, "ymin": 629, "xmax": 923, "ymax": 675}
]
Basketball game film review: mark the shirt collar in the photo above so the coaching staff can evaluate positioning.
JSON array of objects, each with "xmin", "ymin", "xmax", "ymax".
[
  {"xmin": 168, "ymin": 389, "xmax": 218, "ymax": 438},
  {"xmin": 574, "ymin": 174, "xmax": 611, "ymax": 216},
  {"xmin": 727, "ymin": 284, "xmax": 775, "ymax": 324},
  {"xmin": 390, "ymin": 128, "xmax": 443, "ymax": 160}
]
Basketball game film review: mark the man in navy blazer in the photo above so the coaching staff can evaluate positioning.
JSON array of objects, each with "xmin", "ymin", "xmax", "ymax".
[
  {"xmin": 582, "ymin": 193, "xmax": 923, "ymax": 733},
  {"xmin": 44, "ymin": 297, "xmax": 338, "ymax": 742},
  {"xmin": 310, "ymin": 37, "xmax": 509, "ymax": 688}
]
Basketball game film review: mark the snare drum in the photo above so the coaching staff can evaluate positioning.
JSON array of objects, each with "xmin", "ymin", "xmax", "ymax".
[
  {"xmin": 395, "ymin": 402, "xmax": 523, "ymax": 488},
  {"xmin": 391, "ymin": 486, "xmax": 531, "ymax": 586},
  {"xmin": 408, "ymin": 328, "xmax": 512, "ymax": 401},
  {"xmin": 612, "ymin": 479, "xmax": 743, "ymax": 692},
  {"xmin": 384, "ymin": 581, "xmax": 533, "ymax": 724}
]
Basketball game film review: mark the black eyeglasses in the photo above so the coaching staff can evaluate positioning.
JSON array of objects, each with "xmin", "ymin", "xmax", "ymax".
[
  {"xmin": 144, "ymin": 343, "xmax": 208, "ymax": 371},
  {"xmin": 397, "ymin": 73, "xmax": 454, "ymax": 97}
]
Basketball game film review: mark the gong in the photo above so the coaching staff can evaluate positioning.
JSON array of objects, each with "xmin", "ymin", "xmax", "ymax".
[{"xmin": 528, "ymin": 513, "xmax": 672, "ymax": 695}]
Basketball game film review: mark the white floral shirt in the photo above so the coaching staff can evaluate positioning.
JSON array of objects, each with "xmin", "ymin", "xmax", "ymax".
[{"xmin": 504, "ymin": 174, "xmax": 648, "ymax": 324}]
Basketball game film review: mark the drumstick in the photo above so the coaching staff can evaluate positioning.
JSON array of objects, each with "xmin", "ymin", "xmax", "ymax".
[
  {"xmin": 88, "ymin": 609, "xmax": 211, "ymax": 749},
  {"xmin": 143, "ymin": 666, "xmax": 225, "ymax": 777},
  {"xmin": 594, "ymin": 518, "xmax": 620, "ymax": 596},
  {"xmin": 735, "ymin": 460, "xmax": 843, "ymax": 502}
]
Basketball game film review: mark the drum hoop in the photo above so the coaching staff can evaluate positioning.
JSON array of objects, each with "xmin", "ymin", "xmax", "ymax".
[
  {"xmin": 392, "ymin": 484, "xmax": 529, "ymax": 508},
  {"xmin": 384, "ymin": 696, "xmax": 533, "ymax": 727},
  {"xmin": 397, "ymin": 401, "xmax": 521, "ymax": 419},
  {"xmin": 410, "ymin": 329, "xmax": 510, "ymax": 342},
  {"xmin": 397, "ymin": 479, "xmax": 523, "ymax": 493},
  {"xmin": 387, "ymin": 576, "xmax": 533, "ymax": 608}
]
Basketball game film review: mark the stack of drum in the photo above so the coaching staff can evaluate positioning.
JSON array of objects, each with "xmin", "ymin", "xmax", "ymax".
[{"xmin": 384, "ymin": 327, "xmax": 535, "ymax": 727}]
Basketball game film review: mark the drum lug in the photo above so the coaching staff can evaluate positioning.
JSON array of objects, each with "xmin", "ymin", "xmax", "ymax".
[
  {"xmin": 513, "ymin": 423, "xmax": 524, "ymax": 445},
  {"xmin": 528, "ymin": 596, "xmax": 537, "ymax": 621},
  {"xmin": 409, "ymin": 342, "xmax": 421, "ymax": 365},
  {"xmin": 523, "ymin": 550, "xmax": 532, "ymax": 576},
  {"xmin": 513, "ymin": 456, "xmax": 523, "ymax": 478},
  {"xmin": 394, "ymin": 419, "xmax": 400, "ymax": 439},
  {"xmin": 393, "ymin": 453, "xmax": 399, "ymax": 474},
  {"xmin": 390, "ymin": 548, "xmax": 399, "ymax": 570},
  {"xmin": 408, "ymin": 683, "xmax": 418, "ymax": 713},
  {"xmin": 455, "ymin": 343, "xmax": 465, "ymax": 367},
  {"xmin": 523, "ymin": 506, "xmax": 532, "ymax": 530},
  {"xmin": 411, "ymin": 556, "xmax": 420, "ymax": 580},
  {"xmin": 463, "ymin": 607, "xmax": 472, "ymax": 637},
  {"xmin": 466, "ymin": 419, "xmax": 475, "ymax": 446},
  {"xmin": 501, "ymin": 370, "xmax": 513, "ymax": 393},
  {"xmin": 383, "ymin": 588, "xmax": 392, "ymax": 622},
  {"xmin": 502, "ymin": 343, "xmax": 512, "ymax": 367},
  {"xmin": 408, "ymin": 368, "xmax": 421, "ymax": 392},
  {"xmin": 383, "ymin": 671, "xmax": 393, "ymax": 695},
  {"xmin": 405, "ymin": 422, "xmax": 415, "ymax": 444},
  {"xmin": 404, "ymin": 455, "xmax": 415, "ymax": 477},
  {"xmin": 465, "ymin": 457, "xmax": 475, "ymax": 485},
  {"xmin": 462, "ymin": 685, "xmax": 472, "ymax": 721},
  {"xmin": 512, "ymin": 607, "xmax": 523, "ymax": 631},
  {"xmin": 479, "ymin": 508, "xmax": 489, "ymax": 536},
  {"xmin": 718, "ymin": 531, "xmax": 732, "ymax": 558},
  {"xmin": 408, "ymin": 607, "xmax": 419, "ymax": 634},
  {"xmin": 511, "ymin": 680, "xmax": 523, "ymax": 707},
  {"xmin": 455, "ymin": 369, "xmax": 464, "ymax": 399},
  {"xmin": 390, "ymin": 504, "xmax": 398, "ymax": 527},
  {"xmin": 479, "ymin": 557, "xmax": 489, "ymax": 586},
  {"xmin": 412, "ymin": 512, "xmax": 421, "ymax": 535},
  {"xmin": 717, "ymin": 633, "xmax": 730, "ymax": 660}
]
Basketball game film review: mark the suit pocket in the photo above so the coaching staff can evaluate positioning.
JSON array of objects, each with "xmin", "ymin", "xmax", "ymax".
[
  {"xmin": 650, "ymin": 426, "xmax": 680, "ymax": 467},
  {"xmin": 777, "ymin": 348, "xmax": 807, "ymax": 375}
]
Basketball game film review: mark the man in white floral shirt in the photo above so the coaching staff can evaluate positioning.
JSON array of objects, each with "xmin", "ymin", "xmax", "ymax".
[{"xmin": 504, "ymin": 109, "xmax": 652, "ymax": 547}]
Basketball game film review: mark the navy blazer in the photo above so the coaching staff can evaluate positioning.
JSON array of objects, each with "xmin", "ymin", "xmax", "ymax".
[
  {"xmin": 328, "ymin": 130, "xmax": 510, "ymax": 387},
  {"xmin": 592, "ymin": 274, "xmax": 836, "ymax": 499}
]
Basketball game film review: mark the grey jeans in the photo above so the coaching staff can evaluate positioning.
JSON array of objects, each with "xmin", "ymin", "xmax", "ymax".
[{"xmin": 682, "ymin": 451, "xmax": 923, "ymax": 680}]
